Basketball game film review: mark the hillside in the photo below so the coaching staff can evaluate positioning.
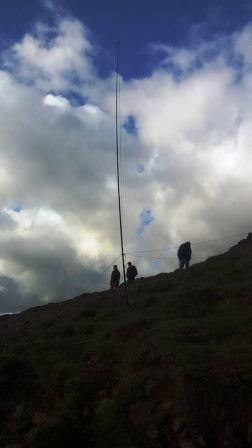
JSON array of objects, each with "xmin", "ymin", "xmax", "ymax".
[{"xmin": 0, "ymin": 235, "xmax": 252, "ymax": 448}]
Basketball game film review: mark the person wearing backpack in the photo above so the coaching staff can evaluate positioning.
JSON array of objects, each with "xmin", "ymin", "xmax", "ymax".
[
  {"xmin": 126, "ymin": 261, "xmax": 138, "ymax": 282},
  {"xmin": 177, "ymin": 242, "xmax": 192, "ymax": 269},
  {"xmin": 110, "ymin": 265, "xmax": 120, "ymax": 289}
]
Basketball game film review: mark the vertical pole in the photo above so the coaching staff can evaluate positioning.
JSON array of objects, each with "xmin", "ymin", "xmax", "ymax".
[{"xmin": 115, "ymin": 40, "xmax": 128, "ymax": 303}]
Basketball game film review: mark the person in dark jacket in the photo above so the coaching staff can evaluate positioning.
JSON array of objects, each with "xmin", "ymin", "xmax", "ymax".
[
  {"xmin": 126, "ymin": 262, "xmax": 138, "ymax": 282},
  {"xmin": 177, "ymin": 242, "xmax": 192, "ymax": 269},
  {"xmin": 110, "ymin": 265, "xmax": 120, "ymax": 289}
]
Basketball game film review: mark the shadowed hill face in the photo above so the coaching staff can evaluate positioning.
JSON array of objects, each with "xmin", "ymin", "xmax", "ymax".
[{"xmin": 0, "ymin": 236, "xmax": 252, "ymax": 447}]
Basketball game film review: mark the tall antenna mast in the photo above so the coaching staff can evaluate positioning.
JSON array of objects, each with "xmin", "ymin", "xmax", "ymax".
[{"xmin": 115, "ymin": 40, "xmax": 128, "ymax": 302}]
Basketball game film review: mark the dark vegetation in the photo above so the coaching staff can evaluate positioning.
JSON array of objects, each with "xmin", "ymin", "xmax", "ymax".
[{"xmin": 0, "ymin": 237, "xmax": 252, "ymax": 447}]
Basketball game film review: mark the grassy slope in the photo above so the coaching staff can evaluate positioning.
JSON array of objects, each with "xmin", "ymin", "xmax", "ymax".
[{"xmin": 0, "ymin": 238, "xmax": 252, "ymax": 447}]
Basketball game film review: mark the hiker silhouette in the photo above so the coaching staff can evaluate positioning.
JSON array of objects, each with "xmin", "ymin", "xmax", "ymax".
[
  {"xmin": 110, "ymin": 265, "xmax": 120, "ymax": 289},
  {"xmin": 177, "ymin": 242, "xmax": 192, "ymax": 269},
  {"xmin": 126, "ymin": 262, "xmax": 138, "ymax": 282}
]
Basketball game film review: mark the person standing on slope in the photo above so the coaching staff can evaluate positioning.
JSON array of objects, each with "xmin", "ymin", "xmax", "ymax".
[
  {"xmin": 177, "ymin": 242, "xmax": 192, "ymax": 269},
  {"xmin": 126, "ymin": 262, "xmax": 138, "ymax": 282},
  {"xmin": 110, "ymin": 265, "xmax": 120, "ymax": 289}
]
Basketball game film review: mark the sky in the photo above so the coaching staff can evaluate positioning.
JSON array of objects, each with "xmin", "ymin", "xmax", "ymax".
[{"xmin": 0, "ymin": 0, "xmax": 252, "ymax": 313}]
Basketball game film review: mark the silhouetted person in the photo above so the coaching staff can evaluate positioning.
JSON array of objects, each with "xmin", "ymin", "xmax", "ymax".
[
  {"xmin": 110, "ymin": 265, "xmax": 120, "ymax": 289},
  {"xmin": 126, "ymin": 261, "xmax": 138, "ymax": 282},
  {"xmin": 177, "ymin": 242, "xmax": 192, "ymax": 269}
]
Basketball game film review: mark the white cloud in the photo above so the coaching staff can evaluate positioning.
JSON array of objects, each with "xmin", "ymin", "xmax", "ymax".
[
  {"xmin": 151, "ymin": 43, "xmax": 197, "ymax": 71},
  {"xmin": 0, "ymin": 17, "xmax": 252, "ymax": 312},
  {"xmin": 9, "ymin": 19, "xmax": 93, "ymax": 91},
  {"xmin": 43, "ymin": 93, "xmax": 70, "ymax": 110},
  {"xmin": 234, "ymin": 24, "xmax": 252, "ymax": 65}
]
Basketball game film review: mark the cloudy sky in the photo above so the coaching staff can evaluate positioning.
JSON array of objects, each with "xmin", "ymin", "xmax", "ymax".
[{"xmin": 0, "ymin": 0, "xmax": 252, "ymax": 313}]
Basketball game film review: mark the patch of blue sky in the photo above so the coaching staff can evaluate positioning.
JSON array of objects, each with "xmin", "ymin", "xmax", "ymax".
[
  {"xmin": 227, "ymin": 58, "xmax": 245, "ymax": 85},
  {"xmin": 12, "ymin": 204, "xmax": 23, "ymax": 213},
  {"xmin": 63, "ymin": 70, "xmax": 86, "ymax": 88},
  {"xmin": 137, "ymin": 209, "xmax": 154, "ymax": 236},
  {"xmin": 123, "ymin": 115, "xmax": 138, "ymax": 136},
  {"xmin": 166, "ymin": 58, "xmax": 202, "ymax": 79},
  {"xmin": 137, "ymin": 163, "xmax": 145, "ymax": 174},
  {"xmin": 61, "ymin": 90, "xmax": 87, "ymax": 107}
]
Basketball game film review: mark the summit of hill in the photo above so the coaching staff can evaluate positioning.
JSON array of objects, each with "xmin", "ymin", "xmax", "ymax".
[{"xmin": 0, "ymin": 234, "xmax": 252, "ymax": 447}]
